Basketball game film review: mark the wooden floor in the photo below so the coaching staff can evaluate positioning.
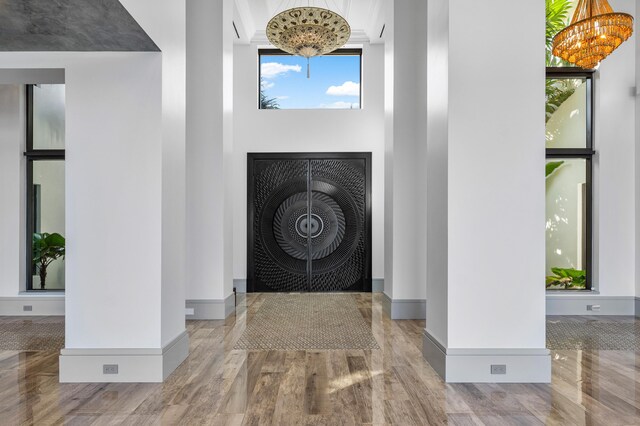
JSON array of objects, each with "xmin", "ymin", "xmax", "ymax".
[{"xmin": 1, "ymin": 293, "xmax": 640, "ymax": 425}]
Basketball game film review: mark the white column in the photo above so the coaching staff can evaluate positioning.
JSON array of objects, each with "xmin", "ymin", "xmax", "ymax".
[
  {"xmin": 56, "ymin": 53, "xmax": 177, "ymax": 383},
  {"xmin": 0, "ymin": 1, "xmax": 189, "ymax": 383},
  {"xmin": 425, "ymin": 0, "xmax": 449, "ymax": 355},
  {"xmin": 0, "ymin": 85, "xmax": 24, "ymax": 297},
  {"xmin": 120, "ymin": 0, "xmax": 189, "ymax": 364},
  {"xmin": 186, "ymin": 0, "xmax": 235, "ymax": 319},
  {"xmin": 424, "ymin": 0, "xmax": 550, "ymax": 383},
  {"xmin": 383, "ymin": 0, "xmax": 428, "ymax": 319},
  {"xmin": 635, "ymin": 0, "xmax": 640, "ymax": 315}
]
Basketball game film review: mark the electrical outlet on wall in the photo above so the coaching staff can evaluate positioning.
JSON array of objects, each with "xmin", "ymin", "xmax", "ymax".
[
  {"xmin": 103, "ymin": 364, "xmax": 119, "ymax": 374},
  {"xmin": 23, "ymin": 305, "xmax": 32, "ymax": 312},
  {"xmin": 491, "ymin": 364, "xmax": 507, "ymax": 375},
  {"xmin": 587, "ymin": 304, "xmax": 601, "ymax": 312}
]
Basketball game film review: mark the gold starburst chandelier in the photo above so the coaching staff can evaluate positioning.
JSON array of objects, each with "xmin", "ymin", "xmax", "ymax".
[
  {"xmin": 552, "ymin": 0, "xmax": 633, "ymax": 69},
  {"xmin": 266, "ymin": 3, "xmax": 351, "ymax": 77}
]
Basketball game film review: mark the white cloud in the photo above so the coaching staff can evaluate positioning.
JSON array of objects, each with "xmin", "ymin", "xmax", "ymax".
[
  {"xmin": 261, "ymin": 62, "xmax": 302, "ymax": 79},
  {"xmin": 319, "ymin": 101, "xmax": 360, "ymax": 109},
  {"xmin": 326, "ymin": 81, "xmax": 360, "ymax": 97},
  {"xmin": 261, "ymin": 80, "xmax": 275, "ymax": 90}
]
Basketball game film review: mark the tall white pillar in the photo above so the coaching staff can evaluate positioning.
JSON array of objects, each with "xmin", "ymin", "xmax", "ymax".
[
  {"xmin": 186, "ymin": 0, "xmax": 235, "ymax": 319},
  {"xmin": 121, "ymin": 0, "xmax": 189, "ymax": 369},
  {"xmin": 383, "ymin": 0, "xmax": 428, "ymax": 319},
  {"xmin": 59, "ymin": 0, "xmax": 189, "ymax": 383},
  {"xmin": 424, "ymin": 0, "xmax": 550, "ymax": 382},
  {"xmin": 0, "ymin": 85, "xmax": 24, "ymax": 300},
  {"xmin": 635, "ymin": 0, "xmax": 640, "ymax": 314}
]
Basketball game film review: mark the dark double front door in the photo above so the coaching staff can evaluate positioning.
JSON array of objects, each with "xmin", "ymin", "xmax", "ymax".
[{"xmin": 248, "ymin": 153, "xmax": 372, "ymax": 293}]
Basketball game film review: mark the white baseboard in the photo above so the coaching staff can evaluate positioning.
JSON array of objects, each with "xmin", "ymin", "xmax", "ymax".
[
  {"xmin": 372, "ymin": 279, "xmax": 384, "ymax": 293},
  {"xmin": 546, "ymin": 294, "xmax": 634, "ymax": 315},
  {"xmin": 185, "ymin": 293, "xmax": 235, "ymax": 320},
  {"xmin": 234, "ymin": 279, "xmax": 247, "ymax": 293},
  {"xmin": 382, "ymin": 292, "xmax": 426, "ymax": 319},
  {"xmin": 59, "ymin": 330, "xmax": 189, "ymax": 383},
  {"xmin": 162, "ymin": 331, "xmax": 190, "ymax": 379},
  {"xmin": 0, "ymin": 294, "xmax": 65, "ymax": 316},
  {"xmin": 422, "ymin": 330, "xmax": 551, "ymax": 383},
  {"xmin": 636, "ymin": 297, "xmax": 640, "ymax": 318}
]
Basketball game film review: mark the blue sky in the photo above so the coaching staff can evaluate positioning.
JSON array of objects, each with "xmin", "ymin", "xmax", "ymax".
[{"xmin": 260, "ymin": 54, "xmax": 361, "ymax": 109}]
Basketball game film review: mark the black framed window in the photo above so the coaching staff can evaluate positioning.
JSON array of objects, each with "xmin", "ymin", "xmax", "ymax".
[
  {"xmin": 545, "ymin": 68, "xmax": 594, "ymax": 290},
  {"xmin": 258, "ymin": 48, "xmax": 362, "ymax": 110},
  {"xmin": 25, "ymin": 84, "xmax": 66, "ymax": 291}
]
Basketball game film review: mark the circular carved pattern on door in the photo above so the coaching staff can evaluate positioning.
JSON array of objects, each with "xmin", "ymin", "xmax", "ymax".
[
  {"xmin": 273, "ymin": 192, "xmax": 346, "ymax": 262},
  {"xmin": 251, "ymin": 157, "xmax": 368, "ymax": 292},
  {"xmin": 262, "ymin": 181, "xmax": 360, "ymax": 278}
]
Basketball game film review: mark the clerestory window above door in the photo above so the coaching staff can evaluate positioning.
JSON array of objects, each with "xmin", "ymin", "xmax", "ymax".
[{"xmin": 258, "ymin": 48, "xmax": 362, "ymax": 110}]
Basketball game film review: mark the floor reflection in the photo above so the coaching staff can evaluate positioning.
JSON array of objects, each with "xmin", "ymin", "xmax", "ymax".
[{"xmin": 0, "ymin": 296, "xmax": 639, "ymax": 424}]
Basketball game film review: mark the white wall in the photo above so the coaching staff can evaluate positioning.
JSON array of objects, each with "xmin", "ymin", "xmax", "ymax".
[
  {"xmin": 593, "ymin": 0, "xmax": 636, "ymax": 297},
  {"xmin": 636, "ymin": 0, "xmax": 640, "ymax": 300},
  {"xmin": 446, "ymin": 0, "xmax": 546, "ymax": 349},
  {"xmin": 186, "ymin": 0, "xmax": 235, "ymax": 302},
  {"xmin": 426, "ymin": 0, "xmax": 449, "ymax": 346},
  {"xmin": 0, "ymin": 85, "xmax": 25, "ymax": 296},
  {"xmin": 383, "ymin": 0, "xmax": 428, "ymax": 301},
  {"xmin": 120, "ymin": 0, "xmax": 188, "ymax": 348},
  {"xmin": 0, "ymin": 53, "xmax": 165, "ymax": 350},
  {"xmin": 232, "ymin": 43, "xmax": 386, "ymax": 281},
  {"xmin": 66, "ymin": 54, "xmax": 164, "ymax": 348}
]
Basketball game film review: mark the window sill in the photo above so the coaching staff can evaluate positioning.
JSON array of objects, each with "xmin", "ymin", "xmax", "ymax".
[
  {"xmin": 546, "ymin": 289, "xmax": 599, "ymax": 295},
  {"xmin": 18, "ymin": 291, "xmax": 65, "ymax": 297}
]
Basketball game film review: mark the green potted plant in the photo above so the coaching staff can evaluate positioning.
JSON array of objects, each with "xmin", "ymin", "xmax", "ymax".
[{"xmin": 33, "ymin": 232, "xmax": 65, "ymax": 290}]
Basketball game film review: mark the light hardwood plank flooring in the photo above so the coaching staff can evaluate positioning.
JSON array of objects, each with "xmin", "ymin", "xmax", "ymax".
[{"xmin": 0, "ymin": 294, "xmax": 639, "ymax": 425}]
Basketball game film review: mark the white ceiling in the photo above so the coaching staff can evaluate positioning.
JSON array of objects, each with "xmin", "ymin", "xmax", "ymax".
[{"xmin": 233, "ymin": 0, "xmax": 386, "ymax": 44}]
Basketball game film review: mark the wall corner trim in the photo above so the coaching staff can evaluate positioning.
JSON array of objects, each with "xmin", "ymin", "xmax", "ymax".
[
  {"xmin": 422, "ymin": 330, "xmax": 551, "ymax": 383},
  {"xmin": 59, "ymin": 330, "xmax": 189, "ymax": 383}
]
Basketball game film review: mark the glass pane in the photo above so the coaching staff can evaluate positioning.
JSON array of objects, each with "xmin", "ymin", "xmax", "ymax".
[
  {"xmin": 33, "ymin": 84, "xmax": 65, "ymax": 149},
  {"xmin": 31, "ymin": 160, "xmax": 65, "ymax": 290},
  {"xmin": 545, "ymin": 78, "xmax": 587, "ymax": 148},
  {"xmin": 259, "ymin": 54, "xmax": 361, "ymax": 109},
  {"xmin": 545, "ymin": 158, "xmax": 587, "ymax": 290}
]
